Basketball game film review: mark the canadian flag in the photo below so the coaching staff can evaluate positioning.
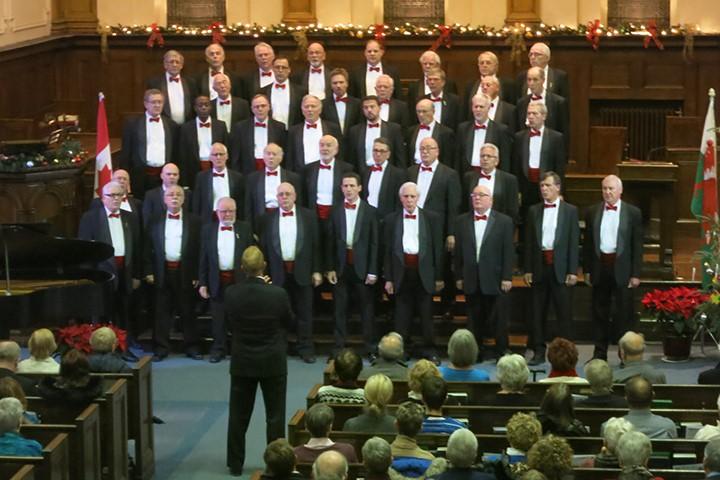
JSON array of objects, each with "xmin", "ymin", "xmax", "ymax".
[{"xmin": 94, "ymin": 92, "xmax": 113, "ymax": 198}]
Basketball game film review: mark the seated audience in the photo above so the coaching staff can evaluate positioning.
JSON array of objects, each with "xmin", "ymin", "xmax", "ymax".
[
  {"xmin": 0, "ymin": 340, "xmax": 39, "ymax": 395},
  {"xmin": 360, "ymin": 332, "xmax": 408, "ymax": 381},
  {"xmin": 537, "ymin": 383, "xmax": 589, "ymax": 436},
  {"xmin": 432, "ymin": 429, "xmax": 494, "ymax": 480},
  {"xmin": 362, "ymin": 436, "xmax": 393, "ymax": 480},
  {"xmin": 38, "ymin": 349, "xmax": 103, "ymax": 405},
  {"xmin": 293, "ymin": 403, "xmax": 358, "ymax": 463},
  {"xmin": 698, "ymin": 360, "xmax": 720, "ymax": 385},
  {"xmin": 261, "ymin": 439, "xmax": 304, "ymax": 480},
  {"xmin": 594, "ymin": 417, "xmax": 634, "ymax": 468},
  {"xmin": 526, "ymin": 435, "xmax": 573, "ymax": 480},
  {"xmin": 0, "ymin": 397, "xmax": 42, "ymax": 456},
  {"xmin": 440, "ymin": 329, "xmax": 490, "ymax": 381},
  {"xmin": 616, "ymin": 430, "xmax": 654, "ymax": 480},
  {"xmin": 492, "ymin": 354, "xmax": 532, "ymax": 405},
  {"xmin": 505, "ymin": 412, "xmax": 542, "ymax": 466},
  {"xmin": 407, "ymin": 359, "xmax": 441, "ymax": 404},
  {"xmin": 576, "ymin": 359, "xmax": 627, "ymax": 408},
  {"xmin": 88, "ymin": 327, "xmax": 131, "ymax": 373},
  {"xmin": 17, "ymin": 328, "xmax": 59, "ymax": 374},
  {"xmin": 613, "ymin": 331, "xmax": 666, "ymax": 384},
  {"xmin": 616, "ymin": 376, "xmax": 677, "ymax": 439},
  {"xmin": 695, "ymin": 394, "xmax": 720, "ymax": 441},
  {"xmin": 391, "ymin": 401, "xmax": 435, "ymax": 477},
  {"xmin": 319, "ymin": 349, "xmax": 365, "ymax": 404},
  {"xmin": 0, "ymin": 377, "xmax": 39, "ymax": 424},
  {"xmin": 705, "ymin": 439, "xmax": 720, "ymax": 478},
  {"xmin": 538, "ymin": 338, "xmax": 588, "ymax": 385},
  {"xmin": 421, "ymin": 376, "xmax": 465, "ymax": 434},
  {"xmin": 313, "ymin": 450, "xmax": 348, "ymax": 480},
  {"xmin": 343, "ymin": 374, "xmax": 396, "ymax": 433}
]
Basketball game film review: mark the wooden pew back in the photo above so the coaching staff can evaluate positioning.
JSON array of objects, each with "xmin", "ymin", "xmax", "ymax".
[{"xmin": 0, "ymin": 432, "xmax": 70, "ymax": 480}]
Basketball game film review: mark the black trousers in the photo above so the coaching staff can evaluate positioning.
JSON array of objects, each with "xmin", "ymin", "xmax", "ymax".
[
  {"xmin": 466, "ymin": 291, "xmax": 509, "ymax": 356},
  {"xmin": 394, "ymin": 268, "xmax": 434, "ymax": 355},
  {"xmin": 333, "ymin": 266, "xmax": 375, "ymax": 352},
  {"xmin": 530, "ymin": 264, "xmax": 573, "ymax": 355},
  {"xmin": 209, "ymin": 284, "xmax": 230, "ymax": 355},
  {"xmin": 154, "ymin": 268, "xmax": 199, "ymax": 355},
  {"xmin": 283, "ymin": 274, "xmax": 315, "ymax": 356},
  {"xmin": 591, "ymin": 262, "xmax": 635, "ymax": 358},
  {"xmin": 227, "ymin": 373, "xmax": 286, "ymax": 471}
]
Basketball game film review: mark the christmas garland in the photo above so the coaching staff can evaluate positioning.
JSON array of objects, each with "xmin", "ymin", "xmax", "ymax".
[{"xmin": 0, "ymin": 139, "xmax": 87, "ymax": 172}]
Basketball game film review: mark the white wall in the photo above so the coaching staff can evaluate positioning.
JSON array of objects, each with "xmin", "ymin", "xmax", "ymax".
[{"xmin": 0, "ymin": 0, "xmax": 51, "ymax": 48}]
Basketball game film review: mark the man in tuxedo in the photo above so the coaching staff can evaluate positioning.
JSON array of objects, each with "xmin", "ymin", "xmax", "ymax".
[
  {"xmin": 481, "ymin": 75, "xmax": 517, "ymax": 132},
  {"xmin": 375, "ymin": 75, "xmax": 410, "ymax": 129},
  {"xmin": 120, "ymin": 89, "xmax": 178, "ymax": 199},
  {"xmin": 463, "ymin": 51, "xmax": 517, "ymax": 118},
  {"xmin": 241, "ymin": 42, "xmax": 276, "ymax": 101},
  {"xmin": 293, "ymin": 42, "xmax": 333, "ymax": 100},
  {"xmin": 406, "ymin": 99, "xmax": 455, "ymax": 167},
  {"xmin": 198, "ymin": 197, "xmax": 255, "ymax": 362},
  {"xmin": 285, "ymin": 95, "xmax": 342, "ymax": 171},
  {"xmin": 142, "ymin": 163, "xmax": 190, "ymax": 226},
  {"xmin": 515, "ymin": 67, "xmax": 569, "ymax": 139},
  {"xmin": 362, "ymin": 137, "xmax": 407, "ymax": 220},
  {"xmin": 407, "ymin": 50, "xmax": 458, "ymax": 104},
  {"xmin": 244, "ymin": 143, "xmax": 303, "ymax": 230},
  {"xmin": 178, "ymin": 95, "xmax": 229, "ymax": 189},
  {"xmin": 195, "ymin": 43, "xmax": 241, "ymax": 100},
  {"xmin": 302, "ymin": 135, "xmax": 353, "ymax": 222},
  {"xmin": 516, "ymin": 42, "xmax": 569, "ymax": 100},
  {"xmin": 260, "ymin": 56, "xmax": 305, "ymax": 130},
  {"xmin": 192, "ymin": 142, "xmax": 244, "ymax": 224},
  {"xmin": 347, "ymin": 95, "xmax": 406, "ymax": 172},
  {"xmin": 456, "ymin": 93, "xmax": 513, "ymax": 173},
  {"xmin": 454, "ymin": 184, "xmax": 514, "ymax": 360},
  {"xmin": 350, "ymin": 39, "xmax": 400, "ymax": 99},
  {"xmin": 225, "ymin": 246, "xmax": 291, "ymax": 476},
  {"xmin": 211, "ymin": 73, "xmax": 250, "ymax": 132},
  {"xmin": 229, "ymin": 94, "xmax": 287, "ymax": 174},
  {"xmin": 321, "ymin": 68, "xmax": 362, "ymax": 138},
  {"xmin": 383, "ymin": 182, "xmax": 444, "ymax": 361},
  {"xmin": 90, "ymin": 169, "xmax": 143, "ymax": 228},
  {"xmin": 259, "ymin": 182, "xmax": 323, "ymax": 363},
  {"xmin": 145, "ymin": 50, "xmax": 194, "ymax": 125},
  {"xmin": 422, "ymin": 69, "xmax": 461, "ymax": 132},
  {"xmin": 144, "ymin": 185, "xmax": 202, "ymax": 361},
  {"xmin": 583, "ymin": 175, "xmax": 643, "ymax": 361},
  {"xmin": 523, "ymin": 172, "xmax": 579, "ymax": 365},
  {"xmin": 462, "ymin": 143, "xmax": 519, "ymax": 223},
  {"xmin": 325, "ymin": 172, "xmax": 379, "ymax": 355}
]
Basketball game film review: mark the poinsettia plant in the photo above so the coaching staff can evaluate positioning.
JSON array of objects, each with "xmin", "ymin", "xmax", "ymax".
[
  {"xmin": 56, "ymin": 324, "xmax": 127, "ymax": 353},
  {"xmin": 642, "ymin": 286, "xmax": 709, "ymax": 336}
]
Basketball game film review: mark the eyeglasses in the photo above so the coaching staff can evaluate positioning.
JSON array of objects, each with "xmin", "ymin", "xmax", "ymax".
[
  {"xmin": 419, "ymin": 146, "xmax": 438, "ymax": 152},
  {"xmin": 103, "ymin": 193, "xmax": 124, "ymax": 198}
]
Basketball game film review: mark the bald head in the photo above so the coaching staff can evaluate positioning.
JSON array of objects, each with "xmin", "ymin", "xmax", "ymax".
[
  {"xmin": 160, "ymin": 163, "xmax": 180, "ymax": 187},
  {"xmin": 378, "ymin": 333, "xmax": 404, "ymax": 361},
  {"xmin": 312, "ymin": 450, "xmax": 348, "ymax": 480},
  {"xmin": 626, "ymin": 376, "xmax": 653, "ymax": 409}
]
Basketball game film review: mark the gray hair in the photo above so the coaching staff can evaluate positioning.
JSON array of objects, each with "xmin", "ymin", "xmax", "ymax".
[
  {"xmin": 0, "ymin": 397, "xmax": 23, "ymax": 434},
  {"xmin": 447, "ymin": 329, "xmax": 479, "ymax": 368},
  {"xmin": 378, "ymin": 332, "xmax": 404, "ymax": 361},
  {"xmin": 0, "ymin": 341, "xmax": 21, "ymax": 363},
  {"xmin": 312, "ymin": 450, "xmax": 348, "ymax": 480},
  {"xmin": 362, "ymin": 437, "xmax": 392, "ymax": 474},
  {"xmin": 705, "ymin": 439, "xmax": 720, "ymax": 472},
  {"xmin": 446, "ymin": 428, "xmax": 478, "ymax": 468},
  {"xmin": 617, "ymin": 431, "xmax": 652, "ymax": 468},
  {"xmin": 528, "ymin": 101, "xmax": 548, "ymax": 116},
  {"xmin": 496, "ymin": 354, "xmax": 529, "ymax": 392},
  {"xmin": 306, "ymin": 403, "xmax": 334, "ymax": 437},
  {"xmin": 480, "ymin": 143, "xmax": 500, "ymax": 158},
  {"xmin": 585, "ymin": 359, "xmax": 613, "ymax": 395},
  {"xmin": 602, "ymin": 417, "xmax": 634, "ymax": 453}
]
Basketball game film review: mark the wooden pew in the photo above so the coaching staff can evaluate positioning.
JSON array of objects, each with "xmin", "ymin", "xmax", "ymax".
[
  {"xmin": 0, "ymin": 432, "xmax": 70, "ymax": 480},
  {"xmin": 0, "ymin": 464, "xmax": 35, "ymax": 480}
]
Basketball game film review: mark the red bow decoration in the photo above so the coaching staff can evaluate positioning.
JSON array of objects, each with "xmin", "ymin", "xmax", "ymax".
[
  {"xmin": 586, "ymin": 19, "xmax": 601, "ymax": 51},
  {"xmin": 374, "ymin": 24, "xmax": 386, "ymax": 45},
  {"xmin": 146, "ymin": 23, "xmax": 164, "ymax": 49},
  {"xmin": 643, "ymin": 20, "xmax": 664, "ymax": 50},
  {"xmin": 430, "ymin": 25, "xmax": 453, "ymax": 51},
  {"xmin": 210, "ymin": 22, "xmax": 226, "ymax": 45}
]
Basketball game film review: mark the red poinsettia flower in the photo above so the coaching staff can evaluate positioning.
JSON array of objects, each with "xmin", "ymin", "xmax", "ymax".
[{"xmin": 56, "ymin": 323, "xmax": 127, "ymax": 353}]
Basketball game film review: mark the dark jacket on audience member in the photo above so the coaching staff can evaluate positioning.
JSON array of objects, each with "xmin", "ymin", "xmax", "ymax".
[
  {"xmin": 38, "ymin": 376, "xmax": 103, "ymax": 405},
  {"xmin": 536, "ymin": 412, "xmax": 590, "ymax": 437},
  {"xmin": 698, "ymin": 361, "xmax": 720, "ymax": 384},
  {"xmin": 575, "ymin": 393, "xmax": 628, "ymax": 409},
  {"xmin": 87, "ymin": 352, "xmax": 132, "ymax": 373},
  {"xmin": 0, "ymin": 368, "xmax": 39, "ymax": 396}
]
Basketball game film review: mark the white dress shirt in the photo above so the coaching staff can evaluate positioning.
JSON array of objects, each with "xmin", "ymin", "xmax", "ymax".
[
  {"xmin": 345, "ymin": 199, "xmax": 359, "ymax": 247},
  {"xmin": 270, "ymin": 82, "xmax": 291, "ymax": 127},
  {"xmin": 302, "ymin": 122, "xmax": 323, "ymax": 165},
  {"xmin": 430, "ymin": 93, "xmax": 443, "ymax": 124},
  {"xmin": 402, "ymin": 209, "xmax": 419, "ymax": 254},
  {"xmin": 253, "ymin": 117, "xmax": 269, "ymax": 158},
  {"xmin": 379, "ymin": 101, "xmax": 390, "ymax": 123},
  {"xmin": 279, "ymin": 207, "xmax": 297, "ymax": 261},
  {"xmin": 541, "ymin": 199, "xmax": 560, "ymax": 250},
  {"xmin": 215, "ymin": 97, "xmax": 233, "ymax": 132},
  {"xmin": 414, "ymin": 121, "xmax": 436, "ymax": 164},
  {"xmin": 488, "ymin": 99, "xmax": 498, "ymax": 121},
  {"xmin": 476, "ymin": 169, "xmax": 496, "ymax": 196},
  {"xmin": 208, "ymin": 67, "xmax": 224, "ymax": 100},
  {"xmin": 217, "ymin": 223, "xmax": 235, "ymax": 270},
  {"xmin": 474, "ymin": 208, "xmax": 490, "ymax": 260},
  {"xmin": 259, "ymin": 68, "xmax": 275, "ymax": 89},
  {"xmin": 600, "ymin": 201, "xmax": 621, "ymax": 253},
  {"xmin": 308, "ymin": 64, "xmax": 326, "ymax": 99},
  {"xmin": 334, "ymin": 95, "xmax": 347, "ymax": 132},
  {"xmin": 197, "ymin": 117, "xmax": 212, "ymax": 161},
  {"xmin": 471, "ymin": 120, "xmax": 489, "ymax": 167},
  {"xmin": 164, "ymin": 212, "xmax": 183, "ymax": 261},
  {"xmin": 264, "ymin": 169, "xmax": 281, "ymax": 208},
  {"xmin": 416, "ymin": 160, "xmax": 438, "ymax": 208},
  {"xmin": 145, "ymin": 112, "xmax": 166, "ymax": 167},
  {"xmin": 105, "ymin": 208, "xmax": 125, "ymax": 256},
  {"xmin": 166, "ymin": 72, "xmax": 185, "ymax": 124},
  {"xmin": 365, "ymin": 63, "xmax": 383, "ymax": 96},
  {"xmin": 529, "ymin": 126, "xmax": 544, "ymax": 169},
  {"xmin": 316, "ymin": 160, "xmax": 334, "ymax": 206},
  {"xmin": 212, "ymin": 168, "xmax": 230, "ymax": 210},
  {"xmin": 364, "ymin": 121, "xmax": 381, "ymax": 165},
  {"xmin": 367, "ymin": 161, "xmax": 387, "ymax": 208}
]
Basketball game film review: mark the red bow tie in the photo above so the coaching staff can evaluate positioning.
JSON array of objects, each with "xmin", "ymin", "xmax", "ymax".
[
  {"xmin": 220, "ymin": 225, "xmax": 233, "ymax": 231},
  {"xmin": 169, "ymin": 76, "xmax": 180, "ymax": 83},
  {"xmin": 367, "ymin": 123, "xmax": 379, "ymax": 128},
  {"xmin": 368, "ymin": 66, "xmax": 381, "ymax": 72},
  {"xmin": 474, "ymin": 123, "xmax": 487, "ymax": 130},
  {"xmin": 605, "ymin": 203, "xmax": 618, "ymax": 211},
  {"xmin": 344, "ymin": 202, "xmax": 356, "ymax": 210},
  {"xmin": 281, "ymin": 210, "xmax": 294, "ymax": 217},
  {"xmin": 420, "ymin": 166, "xmax": 433, "ymax": 172},
  {"xmin": 419, "ymin": 124, "xmax": 431, "ymax": 131},
  {"xmin": 379, "ymin": 99, "xmax": 391, "ymax": 105},
  {"xmin": 404, "ymin": 214, "xmax": 416, "ymax": 219},
  {"xmin": 529, "ymin": 129, "xmax": 541, "ymax": 137},
  {"xmin": 306, "ymin": 123, "xmax": 318, "ymax": 129},
  {"xmin": 219, "ymin": 99, "xmax": 231, "ymax": 106},
  {"xmin": 149, "ymin": 117, "xmax": 160, "ymax": 123},
  {"xmin": 211, "ymin": 70, "xmax": 221, "ymax": 76},
  {"xmin": 370, "ymin": 165, "xmax": 382, "ymax": 172},
  {"xmin": 274, "ymin": 83, "xmax": 286, "ymax": 89},
  {"xmin": 213, "ymin": 172, "xmax": 225, "ymax": 177},
  {"xmin": 475, "ymin": 214, "xmax": 488, "ymax": 221},
  {"xmin": 544, "ymin": 203, "xmax": 557, "ymax": 209},
  {"xmin": 261, "ymin": 71, "xmax": 273, "ymax": 77},
  {"xmin": 531, "ymin": 94, "xmax": 543, "ymax": 101},
  {"xmin": 168, "ymin": 213, "xmax": 181, "ymax": 220},
  {"xmin": 319, "ymin": 163, "xmax": 332, "ymax": 170},
  {"xmin": 311, "ymin": 67, "xmax": 322, "ymax": 74},
  {"xmin": 108, "ymin": 213, "xmax": 120, "ymax": 218},
  {"xmin": 255, "ymin": 122, "xmax": 266, "ymax": 128},
  {"xmin": 335, "ymin": 96, "xmax": 348, "ymax": 103},
  {"xmin": 431, "ymin": 97, "xmax": 442, "ymax": 102},
  {"xmin": 479, "ymin": 173, "xmax": 492, "ymax": 180},
  {"xmin": 266, "ymin": 170, "xmax": 278, "ymax": 176},
  {"xmin": 199, "ymin": 122, "xmax": 211, "ymax": 128}
]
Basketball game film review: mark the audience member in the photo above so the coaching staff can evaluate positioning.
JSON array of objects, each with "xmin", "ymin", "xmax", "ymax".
[
  {"xmin": 613, "ymin": 376, "xmax": 677, "ymax": 439},
  {"xmin": 576, "ymin": 359, "xmax": 627, "ymax": 408},
  {"xmin": 38, "ymin": 349, "xmax": 103, "ymax": 405},
  {"xmin": 432, "ymin": 429, "xmax": 494, "ymax": 480},
  {"xmin": 421, "ymin": 376, "xmax": 465, "ymax": 434},
  {"xmin": 616, "ymin": 431, "xmax": 654, "ymax": 480},
  {"xmin": 704, "ymin": 439, "xmax": 720, "ymax": 478},
  {"xmin": 698, "ymin": 360, "xmax": 720, "ymax": 385},
  {"xmin": 17, "ymin": 328, "xmax": 59, "ymax": 374},
  {"xmin": 313, "ymin": 450, "xmax": 349, "ymax": 480},
  {"xmin": 613, "ymin": 331, "xmax": 666, "ymax": 384},
  {"xmin": 318, "ymin": 349, "xmax": 365, "ymax": 404},
  {"xmin": 261, "ymin": 439, "xmax": 304, "ymax": 480},
  {"xmin": 526, "ymin": 435, "xmax": 573, "ymax": 480},
  {"xmin": 537, "ymin": 383, "xmax": 590, "ymax": 436},
  {"xmin": 362, "ymin": 437, "xmax": 393, "ymax": 480},
  {"xmin": 407, "ymin": 359, "xmax": 441, "ymax": 403},
  {"xmin": 88, "ymin": 327, "xmax": 131, "ymax": 373},
  {"xmin": 0, "ymin": 397, "xmax": 42, "ymax": 456},
  {"xmin": 539, "ymin": 337, "xmax": 588, "ymax": 385},
  {"xmin": 0, "ymin": 377, "xmax": 38, "ymax": 424},
  {"xmin": 343, "ymin": 374, "xmax": 396, "ymax": 433},
  {"xmin": 498, "ymin": 412, "xmax": 542, "ymax": 479},
  {"xmin": 293, "ymin": 403, "xmax": 358, "ymax": 463},
  {"xmin": 360, "ymin": 332, "xmax": 408, "ymax": 381},
  {"xmin": 440, "ymin": 329, "xmax": 490, "ymax": 381},
  {"xmin": 390, "ymin": 401, "xmax": 435, "ymax": 477},
  {"xmin": 594, "ymin": 417, "xmax": 634, "ymax": 468},
  {"xmin": 493, "ymin": 354, "xmax": 531, "ymax": 405},
  {"xmin": 695, "ymin": 394, "xmax": 720, "ymax": 441},
  {"xmin": 0, "ymin": 341, "xmax": 39, "ymax": 395}
]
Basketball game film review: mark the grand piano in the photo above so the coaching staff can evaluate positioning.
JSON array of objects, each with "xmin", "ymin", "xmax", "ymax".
[{"xmin": 0, "ymin": 223, "xmax": 115, "ymax": 338}]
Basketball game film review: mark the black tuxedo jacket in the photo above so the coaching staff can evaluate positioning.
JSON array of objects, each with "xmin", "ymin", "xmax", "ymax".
[
  {"xmin": 120, "ymin": 114, "xmax": 178, "ymax": 197},
  {"xmin": 145, "ymin": 74, "xmax": 196, "ymax": 123},
  {"xmin": 259, "ymin": 82, "xmax": 306, "ymax": 128},
  {"xmin": 327, "ymin": 200, "xmax": 379, "ymax": 278},
  {"xmin": 191, "ymin": 168, "xmax": 245, "ymax": 224},
  {"xmin": 321, "ymin": 96, "xmax": 363, "ymax": 137},
  {"xmin": 349, "ymin": 64, "xmax": 401, "ymax": 99},
  {"xmin": 228, "ymin": 117, "xmax": 288, "ymax": 174},
  {"xmin": 462, "ymin": 169, "xmax": 519, "ymax": 223},
  {"xmin": 198, "ymin": 221, "xmax": 254, "ymax": 297},
  {"xmin": 177, "ymin": 118, "xmax": 229, "ymax": 188},
  {"xmin": 285, "ymin": 120, "xmax": 344, "ymax": 172},
  {"xmin": 383, "ymin": 98, "xmax": 411, "ymax": 130},
  {"xmin": 407, "ymin": 163, "xmax": 461, "ymax": 236},
  {"xmin": 421, "ymin": 92, "xmax": 462, "ymax": 132},
  {"xmin": 455, "ymin": 119, "xmax": 513, "ymax": 173},
  {"xmin": 516, "ymin": 66, "xmax": 570, "ymax": 100},
  {"xmin": 583, "ymin": 201, "xmax": 643, "ymax": 286},
  {"xmin": 210, "ymin": 97, "xmax": 250, "ymax": 127},
  {"xmin": 406, "ymin": 123, "xmax": 456, "ymax": 167},
  {"xmin": 144, "ymin": 211, "xmax": 202, "ymax": 287},
  {"xmin": 361, "ymin": 163, "xmax": 407, "ymax": 220},
  {"xmin": 515, "ymin": 92, "xmax": 569, "ymax": 138},
  {"xmin": 493, "ymin": 100, "xmax": 518, "ymax": 133},
  {"xmin": 244, "ymin": 168, "xmax": 303, "ymax": 230},
  {"xmin": 407, "ymin": 77, "xmax": 458, "ymax": 106},
  {"xmin": 293, "ymin": 66, "xmax": 334, "ymax": 100},
  {"xmin": 383, "ymin": 209, "xmax": 443, "ymax": 293},
  {"xmin": 141, "ymin": 186, "xmax": 192, "ymax": 228},
  {"xmin": 462, "ymin": 77, "xmax": 517, "ymax": 120},
  {"xmin": 194, "ymin": 68, "xmax": 242, "ymax": 98},
  {"xmin": 511, "ymin": 127, "xmax": 567, "ymax": 185},
  {"xmin": 78, "ymin": 208, "xmax": 141, "ymax": 290},
  {"xmin": 346, "ymin": 121, "xmax": 407, "ymax": 172},
  {"xmin": 259, "ymin": 207, "xmax": 322, "ymax": 286},
  {"xmin": 454, "ymin": 209, "xmax": 514, "ymax": 295},
  {"xmin": 301, "ymin": 159, "xmax": 354, "ymax": 209},
  {"xmin": 524, "ymin": 200, "xmax": 580, "ymax": 283}
]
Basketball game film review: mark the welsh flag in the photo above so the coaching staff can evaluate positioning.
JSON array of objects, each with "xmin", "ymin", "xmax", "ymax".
[
  {"xmin": 691, "ymin": 88, "xmax": 718, "ymax": 233},
  {"xmin": 93, "ymin": 92, "xmax": 113, "ymax": 198}
]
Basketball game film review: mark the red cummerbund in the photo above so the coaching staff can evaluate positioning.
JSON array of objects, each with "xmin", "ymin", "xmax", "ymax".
[
  {"xmin": 219, "ymin": 270, "xmax": 235, "ymax": 285},
  {"xmin": 255, "ymin": 159, "xmax": 265, "ymax": 171},
  {"xmin": 316, "ymin": 204, "xmax": 331, "ymax": 220},
  {"xmin": 200, "ymin": 160, "xmax": 212, "ymax": 171},
  {"xmin": 114, "ymin": 256, "xmax": 125, "ymax": 268},
  {"xmin": 166, "ymin": 261, "xmax": 181, "ymax": 270},
  {"xmin": 601, "ymin": 253, "xmax": 617, "ymax": 266},
  {"xmin": 471, "ymin": 166, "xmax": 483, "ymax": 174},
  {"xmin": 404, "ymin": 253, "xmax": 419, "ymax": 269},
  {"xmin": 346, "ymin": 249, "xmax": 354, "ymax": 265},
  {"xmin": 265, "ymin": 207, "xmax": 278, "ymax": 214},
  {"xmin": 284, "ymin": 261, "xmax": 295, "ymax": 273},
  {"xmin": 542, "ymin": 250, "xmax": 554, "ymax": 265},
  {"xmin": 144, "ymin": 166, "xmax": 163, "ymax": 176},
  {"xmin": 528, "ymin": 167, "xmax": 540, "ymax": 183}
]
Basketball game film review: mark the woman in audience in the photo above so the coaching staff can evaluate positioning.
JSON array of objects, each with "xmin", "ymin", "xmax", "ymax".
[
  {"xmin": 537, "ymin": 383, "xmax": 589, "ymax": 436},
  {"xmin": 594, "ymin": 417, "xmax": 634, "ymax": 468},
  {"xmin": 430, "ymin": 429, "xmax": 495, "ymax": 480},
  {"xmin": 88, "ymin": 327, "xmax": 131, "ymax": 373},
  {"xmin": 261, "ymin": 438, "xmax": 304, "ymax": 480},
  {"xmin": 38, "ymin": 349, "xmax": 103, "ymax": 405},
  {"xmin": 343, "ymin": 373, "xmax": 396, "ymax": 433},
  {"xmin": 616, "ymin": 431, "xmax": 654, "ymax": 480},
  {"xmin": 526, "ymin": 435, "xmax": 573, "ymax": 480},
  {"xmin": 492, "ymin": 354, "xmax": 532, "ymax": 405},
  {"xmin": 497, "ymin": 412, "xmax": 543, "ymax": 478},
  {"xmin": 0, "ymin": 377, "xmax": 39, "ymax": 424},
  {"xmin": 293, "ymin": 403, "xmax": 358, "ymax": 464},
  {"xmin": 0, "ymin": 397, "xmax": 43, "ymax": 456},
  {"xmin": 439, "ymin": 329, "xmax": 490, "ymax": 381},
  {"xmin": 406, "ymin": 359, "xmax": 441, "ymax": 404},
  {"xmin": 538, "ymin": 338, "xmax": 588, "ymax": 384},
  {"xmin": 17, "ymin": 328, "xmax": 59, "ymax": 374},
  {"xmin": 318, "ymin": 348, "xmax": 365, "ymax": 404}
]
